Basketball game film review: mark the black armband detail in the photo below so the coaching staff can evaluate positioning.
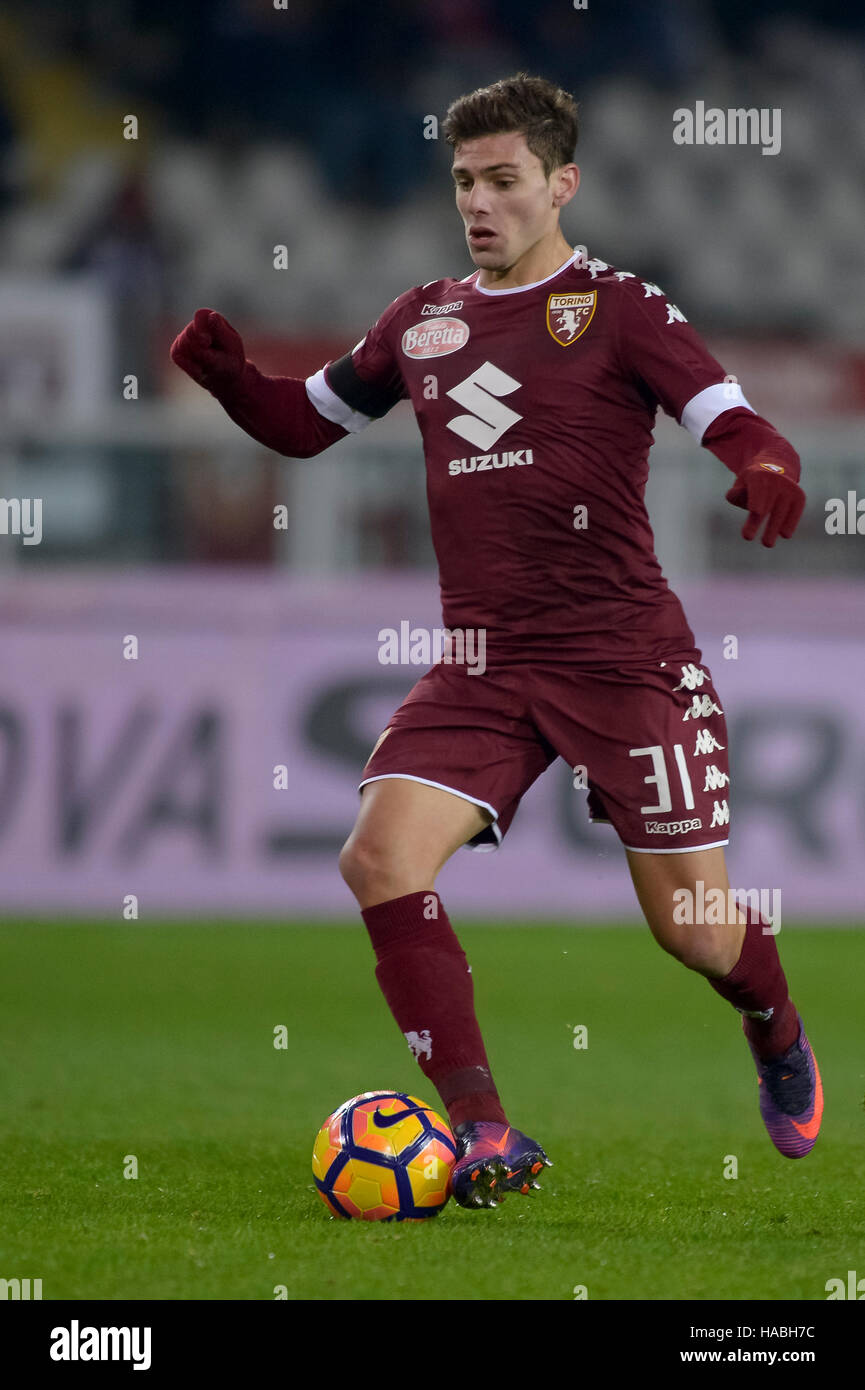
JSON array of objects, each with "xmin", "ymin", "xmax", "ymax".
[{"xmin": 327, "ymin": 352, "xmax": 405, "ymax": 419}]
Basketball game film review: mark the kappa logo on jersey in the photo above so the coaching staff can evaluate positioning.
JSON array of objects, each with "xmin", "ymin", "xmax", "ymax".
[
  {"xmin": 446, "ymin": 361, "xmax": 523, "ymax": 450},
  {"xmin": 640, "ymin": 281, "xmax": 689, "ymax": 323},
  {"xmin": 402, "ymin": 317, "xmax": 470, "ymax": 358},
  {"xmin": 421, "ymin": 300, "xmax": 464, "ymax": 316},
  {"xmin": 546, "ymin": 291, "xmax": 597, "ymax": 346}
]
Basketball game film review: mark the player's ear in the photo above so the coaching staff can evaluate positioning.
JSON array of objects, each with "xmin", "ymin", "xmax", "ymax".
[{"xmin": 553, "ymin": 164, "xmax": 580, "ymax": 207}]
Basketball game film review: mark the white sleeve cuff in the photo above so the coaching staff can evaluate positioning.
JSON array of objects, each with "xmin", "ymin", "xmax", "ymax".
[
  {"xmin": 680, "ymin": 382, "xmax": 755, "ymax": 442},
  {"xmin": 305, "ymin": 367, "xmax": 373, "ymax": 434}
]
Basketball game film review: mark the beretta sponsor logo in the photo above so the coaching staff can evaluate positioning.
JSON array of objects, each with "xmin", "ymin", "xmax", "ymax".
[{"xmin": 401, "ymin": 317, "xmax": 470, "ymax": 358}]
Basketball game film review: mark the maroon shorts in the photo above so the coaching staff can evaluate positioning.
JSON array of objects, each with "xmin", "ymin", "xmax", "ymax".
[{"xmin": 358, "ymin": 653, "xmax": 731, "ymax": 853}]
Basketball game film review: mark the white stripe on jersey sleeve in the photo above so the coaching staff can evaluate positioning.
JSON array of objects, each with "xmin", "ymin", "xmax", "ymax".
[
  {"xmin": 680, "ymin": 381, "xmax": 755, "ymax": 442},
  {"xmin": 305, "ymin": 367, "xmax": 373, "ymax": 434}
]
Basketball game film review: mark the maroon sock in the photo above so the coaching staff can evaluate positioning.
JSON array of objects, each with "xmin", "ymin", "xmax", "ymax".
[
  {"xmin": 707, "ymin": 906, "xmax": 799, "ymax": 1059},
  {"xmin": 360, "ymin": 890, "xmax": 507, "ymax": 1130}
]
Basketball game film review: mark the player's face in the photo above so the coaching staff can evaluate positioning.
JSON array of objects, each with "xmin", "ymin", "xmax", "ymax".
[{"xmin": 451, "ymin": 132, "xmax": 568, "ymax": 272}]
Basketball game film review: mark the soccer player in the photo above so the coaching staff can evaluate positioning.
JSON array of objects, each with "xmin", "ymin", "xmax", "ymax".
[{"xmin": 171, "ymin": 74, "xmax": 822, "ymax": 1209}]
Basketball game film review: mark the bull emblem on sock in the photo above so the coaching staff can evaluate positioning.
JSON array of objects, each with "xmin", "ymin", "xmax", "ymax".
[{"xmin": 404, "ymin": 1028, "xmax": 432, "ymax": 1060}]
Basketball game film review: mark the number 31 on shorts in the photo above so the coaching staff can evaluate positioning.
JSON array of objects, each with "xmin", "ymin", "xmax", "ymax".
[{"xmin": 629, "ymin": 743, "xmax": 698, "ymax": 814}]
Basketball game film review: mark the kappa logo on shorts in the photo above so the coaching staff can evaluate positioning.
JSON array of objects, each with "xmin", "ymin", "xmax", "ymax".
[
  {"xmin": 694, "ymin": 727, "xmax": 725, "ymax": 755},
  {"xmin": 702, "ymin": 764, "xmax": 730, "ymax": 792},
  {"xmin": 682, "ymin": 694, "xmax": 724, "ymax": 720},
  {"xmin": 546, "ymin": 291, "xmax": 596, "ymax": 345},
  {"xmin": 401, "ymin": 317, "xmax": 469, "ymax": 358},
  {"xmin": 674, "ymin": 663, "xmax": 709, "ymax": 691},
  {"xmin": 644, "ymin": 818, "xmax": 703, "ymax": 835}
]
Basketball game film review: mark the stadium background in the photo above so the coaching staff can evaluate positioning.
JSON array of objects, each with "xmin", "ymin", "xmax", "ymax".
[{"xmin": 0, "ymin": 0, "xmax": 863, "ymax": 922}]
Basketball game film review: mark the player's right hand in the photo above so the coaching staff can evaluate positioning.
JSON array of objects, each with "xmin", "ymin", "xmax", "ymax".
[
  {"xmin": 724, "ymin": 457, "xmax": 806, "ymax": 547},
  {"xmin": 170, "ymin": 308, "xmax": 246, "ymax": 393}
]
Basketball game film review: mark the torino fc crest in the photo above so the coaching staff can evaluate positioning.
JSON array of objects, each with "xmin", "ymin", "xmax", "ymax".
[{"xmin": 546, "ymin": 290, "xmax": 596, "ymax": 345}]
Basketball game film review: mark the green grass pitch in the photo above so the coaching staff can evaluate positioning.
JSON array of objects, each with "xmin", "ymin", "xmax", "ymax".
[{"xmin": 1, "ymin": 921, "xmax": 862, "ymax": 1301}]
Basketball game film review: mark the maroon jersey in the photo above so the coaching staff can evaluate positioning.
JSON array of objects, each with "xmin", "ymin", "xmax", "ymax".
[{"xmin": 306, "ymin": 251, "xmax": 754, "ymax": 667}]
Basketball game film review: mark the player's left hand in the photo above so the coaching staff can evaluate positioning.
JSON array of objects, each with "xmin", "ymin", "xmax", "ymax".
[{"xmin": 725, "ymin": 458, "xmax": 806, "ymax": 547}]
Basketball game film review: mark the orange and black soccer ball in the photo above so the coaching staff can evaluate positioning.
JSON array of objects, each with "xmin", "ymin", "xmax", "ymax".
[{"xmin": 312, "ymin": 1091, "xmax": 457, "ymax": 1221}]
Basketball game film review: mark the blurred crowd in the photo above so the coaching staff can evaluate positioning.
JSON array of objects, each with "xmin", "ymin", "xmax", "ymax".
[
  {"xmin": 1, "ymin": 0, "xmax": 863, "ymax": 570},
  {"xmin": 6, "ymin": 0, "xmax": 865, "ymax": 205},
  {"xmin": 1, "ymin": 0, "xmax": 864, "ymax": 396}
]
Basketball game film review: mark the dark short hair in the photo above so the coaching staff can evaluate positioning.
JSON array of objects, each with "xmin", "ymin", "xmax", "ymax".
[{"xmin": 443, "ymin": 73, "xmax": 579, "ymax": 178}]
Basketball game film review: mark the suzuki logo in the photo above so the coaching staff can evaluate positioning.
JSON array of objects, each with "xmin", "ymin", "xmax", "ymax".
[{"xmin": 445, "ymin": 361, "xmax": 523, "ymax": 450}]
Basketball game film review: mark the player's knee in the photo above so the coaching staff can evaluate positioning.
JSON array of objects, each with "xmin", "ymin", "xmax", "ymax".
[
  {"xmin": 662, "ymin": 926, "xmax": 733, "ymax": 976},
  {"xmin": 338, "ymin": 835, "xmax": 403, "ymax": 904},
  {"xmin": 337, "ymin": 835, "xmax": 371, "ymax": 896}
]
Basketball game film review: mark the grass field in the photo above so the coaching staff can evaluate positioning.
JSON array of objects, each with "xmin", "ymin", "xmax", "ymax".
[{"xmin": 1, "ymin": 921, "xmax": 862, "ymax": 1301}]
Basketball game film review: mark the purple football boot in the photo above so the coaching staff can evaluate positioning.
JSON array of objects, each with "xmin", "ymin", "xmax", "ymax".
[
  {"xmin": 743, "ymin": 1011, "xmax": 823, "ymax": 1158},
  {"xmin": 451, "ymin": 1121, "xmax": 552, "ymax": 1209}
]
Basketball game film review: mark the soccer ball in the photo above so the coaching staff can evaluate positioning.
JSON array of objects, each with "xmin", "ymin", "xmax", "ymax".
[{"xmin": 312, "ymin": 1090, "xmax": 457, "ymax": 1221}]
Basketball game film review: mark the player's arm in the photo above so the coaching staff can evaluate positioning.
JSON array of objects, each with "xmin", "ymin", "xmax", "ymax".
[
  {"xmin": 170, "ymin": 304, "xmax": 408, "ymax": 458},
  {"xmin": 617, "ymin": 282, "xmax": 805, "ymax": 546}
]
